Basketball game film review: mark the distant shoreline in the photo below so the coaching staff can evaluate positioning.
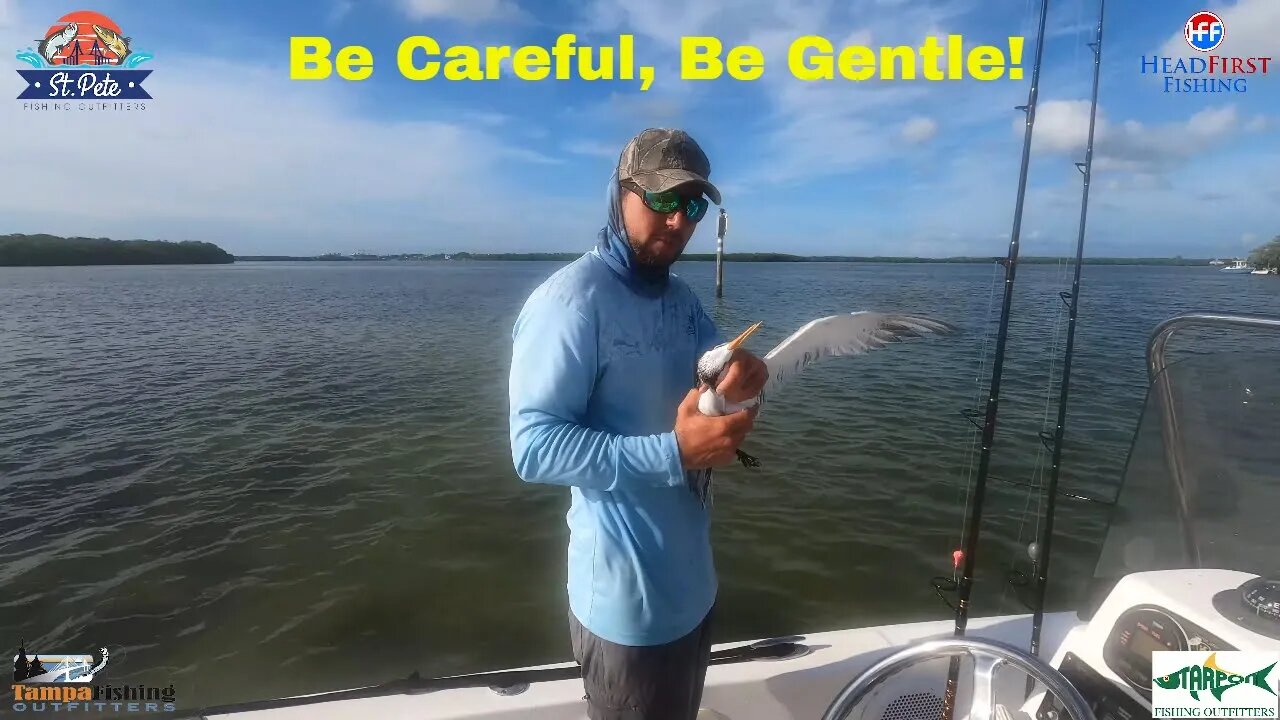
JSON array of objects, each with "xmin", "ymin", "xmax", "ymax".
[
  {"xmin": 235, "ymin": 252, "xmax": 1221, "ymax": 267},
  {"xmin": 1, "ymin": 234, "xmax": 233, "ymax": 266},
  {"xmin": 0, "ymin": 234, "xmax": 1227, "ymax": 268}
]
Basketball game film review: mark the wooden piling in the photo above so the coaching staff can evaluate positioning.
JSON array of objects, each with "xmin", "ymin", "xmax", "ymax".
[{"xmin": 715, "ymin": 209, "xmax": 727, "ymax": 298}]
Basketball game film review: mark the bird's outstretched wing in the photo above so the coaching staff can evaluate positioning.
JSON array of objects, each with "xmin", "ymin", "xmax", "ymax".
[{"xmin": 758, "ymin": 312, "xmax": 956, "ymax": 408}]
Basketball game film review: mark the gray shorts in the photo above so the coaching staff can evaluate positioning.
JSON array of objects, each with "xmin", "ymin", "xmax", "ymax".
[{"xmin": 569, "ymin": 605, "xmax": 716, "ymax": 720}]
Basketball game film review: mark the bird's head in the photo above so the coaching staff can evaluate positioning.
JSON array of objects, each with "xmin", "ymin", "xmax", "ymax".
[{"xmin": 696, "ymin": 321, "xmax": 762, "ymax": 387}]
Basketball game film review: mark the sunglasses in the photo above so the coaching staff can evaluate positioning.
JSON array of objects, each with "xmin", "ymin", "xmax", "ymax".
[{"xmin": 623, "ymin": 181, "xmax": 709, "ymax": 223}]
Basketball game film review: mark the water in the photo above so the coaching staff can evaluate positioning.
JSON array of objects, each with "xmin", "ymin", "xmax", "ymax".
[{"xmin": 2, "ymin": 260, "xmax": 1277, "ymax": 710}]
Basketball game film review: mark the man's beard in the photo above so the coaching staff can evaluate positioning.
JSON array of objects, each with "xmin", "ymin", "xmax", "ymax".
[{"xmin": 629, "ymin": 235, "xmax": 683, "ymax": 269}]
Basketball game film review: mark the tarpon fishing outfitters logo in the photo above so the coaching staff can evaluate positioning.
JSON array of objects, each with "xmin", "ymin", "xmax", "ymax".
[
  {"xmin": 15, "ymin": 10, "xmax": 153, "ymax": 111},
  {"xmin": 11, "ymin": 640, "xmax": 177, "ymax": 713},
  {"xmin": 1139, "ymin": 11, "xmax": 1271, "ymax": 95},
  {"xmin": 1151, "ymin": 651, "xmax": 1280, "ymax": 718}
]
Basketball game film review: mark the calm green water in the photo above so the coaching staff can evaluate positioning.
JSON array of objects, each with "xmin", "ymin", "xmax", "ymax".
[{"xmin": 2, "ymin": 260, "xmax": 1277, "ymax": 709}]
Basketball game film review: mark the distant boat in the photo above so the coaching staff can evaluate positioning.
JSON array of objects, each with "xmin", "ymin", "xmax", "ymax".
[
  {"xmin": 1221, "ymin": 259, "xmax": 1254, "ymax": 273},
  {"xmin": 1209, "ymin": 258, "xmax": 1225, "ymax": 266}
]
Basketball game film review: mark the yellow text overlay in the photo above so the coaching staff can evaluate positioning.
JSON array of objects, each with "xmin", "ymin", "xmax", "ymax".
[
  {"xmin": 289, "ymin": 33, "xmax": 1026, "ymax": 89},
  {"xmin": 682, "ymin": 35, "xmax": 1026, "ymax": 81}
]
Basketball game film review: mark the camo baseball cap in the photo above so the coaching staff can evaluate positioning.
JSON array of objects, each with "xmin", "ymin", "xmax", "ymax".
[{"xmin": 617, "ymin": 128, "xmax": 722, "ymax": 205}]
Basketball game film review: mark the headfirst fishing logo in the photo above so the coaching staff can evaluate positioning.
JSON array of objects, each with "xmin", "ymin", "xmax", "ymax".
[
  {"xmin": 1184, "ymin": 11, "xmax": 1226, "ymax": 53},
  {"xmin": 1139, "ymin": 11, "xmax": 1271, "ymax": 95},
  {"xmin": 1151, "ymin": 651, "xmax": 1279, "ymax": 718},
  {"xmin": 11, "ymin": 639, "xmax": 177, "ymax": 713},
  {"xmin": 15, "ymin": 10, "xmax": 153, "ymax": 111}
]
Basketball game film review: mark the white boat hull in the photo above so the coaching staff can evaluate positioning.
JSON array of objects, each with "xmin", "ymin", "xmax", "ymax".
[
  {"xmin": 197, "ymin": 568, "xmax": 1280, "ymax": 720},
  {"xmin": 205, "ymin": 611, "xmax": 1079, "ymax": 720}
]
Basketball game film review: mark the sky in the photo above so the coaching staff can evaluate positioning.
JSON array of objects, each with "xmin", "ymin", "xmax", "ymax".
[{"xmin": 0, "ymin": 0, "xmax": 1276, "ymax": 258}]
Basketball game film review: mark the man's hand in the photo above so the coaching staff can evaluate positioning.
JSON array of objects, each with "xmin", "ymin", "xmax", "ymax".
[
  {"xmin": 673, "ymin": 387, "xmax": 757, "ymax": 470},
  {"xmin": 715, "ymin": 349, "xmax": 769, "ymax": 404}
]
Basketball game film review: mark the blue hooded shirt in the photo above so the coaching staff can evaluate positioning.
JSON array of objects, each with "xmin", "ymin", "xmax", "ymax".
[{"xmin": 508, "ymin": 174, "xmax": 724, "ymax": 646}]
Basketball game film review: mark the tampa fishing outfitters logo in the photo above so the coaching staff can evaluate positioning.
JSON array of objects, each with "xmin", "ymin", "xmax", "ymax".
[
  {"xmin": 1151, "ymin": 651, "xmax": 1280, "ymax": 718},
  {"xmin": 11, "ymin": 639, "xmax": 177, "ymax": 714},
  {"xmin": 15, "ymin": 10, "xmax": 153, "ymax": 111},
  {"xmin": 1139, "ymin": 10, "xmax": 1271, "ymax": 95}
]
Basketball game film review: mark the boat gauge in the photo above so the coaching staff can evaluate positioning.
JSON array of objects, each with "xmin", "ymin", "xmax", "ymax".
[{"xmin": 1103, "ymin": 607, "xmax": 1189, "ymax": 696}]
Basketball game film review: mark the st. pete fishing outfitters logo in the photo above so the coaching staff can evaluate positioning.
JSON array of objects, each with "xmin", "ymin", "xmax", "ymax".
[
  {"xmin": 11, "ymin": 639, "xmax": 177, "ymax": 714},
  {"xmin": 15, "ymin": 10, "xmax": 153, "ymax": 111},
  {"xmin": 1151, "ymin": 651, "xmax": 1279, "ymax": 718},
  {"xmin": 1140, "ymin": 10, "xmax": 1271, "ymax": 95}
]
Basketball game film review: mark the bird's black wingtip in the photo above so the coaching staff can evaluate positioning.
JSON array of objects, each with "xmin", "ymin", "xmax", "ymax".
[{"xmin": 889, "ymin": 314, "xmax": 962, "ymax": 337}]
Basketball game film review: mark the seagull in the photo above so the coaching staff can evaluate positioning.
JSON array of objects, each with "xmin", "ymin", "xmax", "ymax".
[{"xmin": 695, "ymin": 312, "xmax": 958, "ymax": 468}]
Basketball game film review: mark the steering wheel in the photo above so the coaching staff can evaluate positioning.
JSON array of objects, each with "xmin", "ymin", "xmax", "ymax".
[{"xmin": 821, "ymin": 637, "xmax": 1097, "ymax": 720}]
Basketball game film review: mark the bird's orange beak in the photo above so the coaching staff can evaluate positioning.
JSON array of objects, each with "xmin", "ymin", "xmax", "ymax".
[{"xmin": 727, "ymin": 321, "xmax": 763, "ymax": 351}]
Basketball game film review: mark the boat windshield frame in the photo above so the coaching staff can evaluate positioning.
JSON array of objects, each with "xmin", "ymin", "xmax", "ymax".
[{"xmin": 1084, "ymin": 312, "xmax": 1280, "ymax": 614}]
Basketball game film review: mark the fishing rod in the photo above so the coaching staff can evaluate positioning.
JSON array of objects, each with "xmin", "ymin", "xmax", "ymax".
[
  {"xmin": 1025, "ymin": 0, "xmax": 1106, "ymax": 678},
  {"xmin": 939, "ymin": 0, "xmax": 1052, "ymax": 715}
]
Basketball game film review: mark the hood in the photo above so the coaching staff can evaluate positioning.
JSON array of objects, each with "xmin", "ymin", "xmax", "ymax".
[{"xmin": 593, "ymin": 172, "xmax": 670, "ymax": 298}]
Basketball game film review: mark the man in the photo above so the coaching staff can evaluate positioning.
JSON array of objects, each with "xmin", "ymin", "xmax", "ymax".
[{"xmin": 508, "ymin": 128, "xmax": 769, "ymax": 719}]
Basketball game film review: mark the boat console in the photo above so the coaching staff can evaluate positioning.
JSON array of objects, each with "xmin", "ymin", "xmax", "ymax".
[
  {"xmin": 1025, "ymin": 569, "xmax": 1280, "ymax": 720},
  {"xmin": 1018, "ymin": 314, "xmax": 1280, "ymax": 720}
]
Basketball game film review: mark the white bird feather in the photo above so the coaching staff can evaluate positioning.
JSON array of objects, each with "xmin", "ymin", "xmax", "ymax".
[{"xmin": 697, "ymin": 312, "xmax": 957, "ymax": 417}]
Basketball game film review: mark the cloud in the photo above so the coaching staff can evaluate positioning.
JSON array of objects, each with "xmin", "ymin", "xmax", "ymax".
[
  {"xmin": 599, "ymin": 90, "xmax": 688, "ymax": 125},
  {"xmin": 1096, "ymin": 106, "xmax": 1239, "ymax": 175},
  {"xmin": 902, "ymin": 117, "xmax": 938, "ymax": 144},
  {"xmin": 1185, "ymin": 104, "xmax": 1238, "ymax": 136},
  {"xmin": 0, "ymin": 24, "xmax": 587, "ymax": 254},
  {"xmin": 1029, "ymin": 100, "xmax": 1102, "ymax": 154},
  {"xmin": 580, "ymin": 0, "xmax": 982, "ymax": 189},
  {"xmin": 327, "ymin": 0, "xmax": 353, "ymax": 25},
  {"xmin": 398, "ymin": 0, "xmax": 523, "ymax": 24},
  {"xmin": 564, "ymin": 140, "xmax": 619, "ymax": 159},
  {"xmin": 864, "ymin": 96, "xmax": 1278, "ymax": 258},
  {"xmin": 467, "ymin": 111, "xmax": 511, "ymax": 127},
  {"xmin": 1158, "ymin": 0, "xmax": 1280, "ymax": 58},
  {"xmin": 574, "ymin": 0, "xmax": 1275, "ymax": 256},
  {"xmin": 1026, "ymin": 101, "xmax": 1245, "ymax": 179},
  {"xmin": 581, "ymin": 0, "xmax": 736, "ymax": 51},
  {"xmin": 1244, "ymin": 115, "xmax": 1268, "ymax": 133}
]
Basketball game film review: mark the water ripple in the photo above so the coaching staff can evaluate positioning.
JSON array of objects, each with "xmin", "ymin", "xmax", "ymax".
[{"xmin": 0, "ymin": 261, "xmax": 1276, "ymax": 708}]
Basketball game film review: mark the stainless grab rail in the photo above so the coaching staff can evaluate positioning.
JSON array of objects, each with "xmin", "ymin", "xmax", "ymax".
[
  {"xmin": 1144, "ymin": 312, "xmax": 1280, "ymax": 567},
  {"xmin": 1147, "ymin": 313, "xmax": 1280, "ymax": 380}
]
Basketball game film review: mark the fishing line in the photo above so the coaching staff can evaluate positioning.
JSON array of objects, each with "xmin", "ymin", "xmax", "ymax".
[
  {"xmin": 1038, "ymin": 257, "xmax": 1072, "ymax": 494},
  {"xmin": 1002, "ymin": 0, "xmax": 1092, "ymax": 610},
  {"xmin": 936, "ymin": 0, "xmax": 1054, "ymax": 706},
  {"xmin": 1072, "ymin": 0, "xmax": 1084, "ymax": 72},
  {"xmin": 936, "ymin": 0, "xmax": 1044, "ymax": 620},
  {"xmin": 1010, "ymin": 0, "xmax": 1089, "ymax": 594},
  {"xmin": 1025, "ymin": 0, "xmax": 1106, "ymax": 672},
  {"xmin": 1000, "ymin": 253, "xmax": 1070, "ymax": 612},
  {"xmin": 954, "ymin": 261, "xmax": 1003, "ymax": 548},
  {"xmin": 1023, "ymin": 0, "xmax": 1035, "ymax": 48}
]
